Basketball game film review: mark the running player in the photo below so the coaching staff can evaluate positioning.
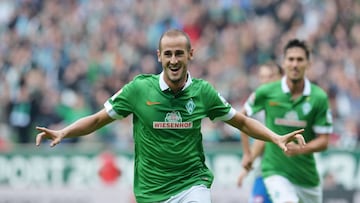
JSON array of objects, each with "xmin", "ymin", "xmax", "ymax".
[
  {"xmin": 35, "ymin": 29, "xmax": 305, "ymax": 203},
  {"xmin": 238, "ymin": 61, "xmax": 283, "ymax": 203},
  {"xmin": 241, "ymin": 39, "xmax": 332, "ymax": 203}
]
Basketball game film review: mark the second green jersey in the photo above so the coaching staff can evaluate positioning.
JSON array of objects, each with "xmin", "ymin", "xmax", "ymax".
[
  {"xmin": 105, "ymin": 72, "xmax": 235, "ymax": 202},
  {"xmin": 244, "ymin": 77, "xmax": 333, "ymax": 187}
]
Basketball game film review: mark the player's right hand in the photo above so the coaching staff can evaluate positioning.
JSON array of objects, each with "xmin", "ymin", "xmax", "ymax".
[
  {"xmin": 237, "ymin": 169, "xmax": 249, "ymax": 187},
  {"xmin": 35, "ymin": 126, "xmax": 64, "ymax": 147},
  {"xmin": 241, "ymin": 152, "xmax": 253, "ymax": 171}
]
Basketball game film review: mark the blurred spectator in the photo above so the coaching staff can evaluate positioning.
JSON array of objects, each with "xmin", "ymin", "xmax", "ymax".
[
  {"xmin": 0, "ymin": 0, "xmax": 358, "ymax": 149},
  {"xmin": 6, "ymin": 76, "xmax": 39, "ymax": 143}
]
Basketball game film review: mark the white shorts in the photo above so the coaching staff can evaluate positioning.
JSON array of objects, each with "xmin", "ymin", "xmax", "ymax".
[
  {"xmin": 162, "ymin": 184, "xmax": 211, "ymax": 203},
  {"xmin": 263, "ymin": 175, "xmax": 322, "ymax": 203}
]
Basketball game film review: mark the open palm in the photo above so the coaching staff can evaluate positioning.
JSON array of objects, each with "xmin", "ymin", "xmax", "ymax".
[{"xmin": 35, "ymin": 126, "xmax": 64, "ymax": 147}]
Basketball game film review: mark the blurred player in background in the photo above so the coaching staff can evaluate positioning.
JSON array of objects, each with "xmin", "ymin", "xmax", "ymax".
[
  {"xmin": 35, "ymin": 29, "xmax": 305, "ymax": 203},
  {"xmin": 240, "ymin": 39, "xmax": 333, "ymax": 203},
  {"xmin": 238, "ymin": 61, "xmax": 283, "ymax": 203}
]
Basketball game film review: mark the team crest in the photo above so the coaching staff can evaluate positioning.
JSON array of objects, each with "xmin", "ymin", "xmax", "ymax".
[
  {"xmin": 185, "ymin": 98, "xmax": 196, "ymax": 114},
  {"xmin": 302, "ymin": 102, "xmax": 312, "ymax": 115}
]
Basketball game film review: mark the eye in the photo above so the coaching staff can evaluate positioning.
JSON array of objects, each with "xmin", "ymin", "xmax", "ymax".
[
  {"xmin": 164, "ymin": 51, "xmax": 172, "ymax": 57},
  {"xmin": 297, "ymin": 57, "xmax": 304, "ymax": 62},
  {"xmin": 175, "ymin": 50, "xmax": 185, "ymax": 57}
]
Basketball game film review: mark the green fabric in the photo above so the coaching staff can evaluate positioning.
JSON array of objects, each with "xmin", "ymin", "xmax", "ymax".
[
  {"xmin": 245, "ymin": 79, "xmax": 333, "ymax": 187},
  {"xmin": 105, "ymin": 73, "xmax": 233, "ymax": 202}
]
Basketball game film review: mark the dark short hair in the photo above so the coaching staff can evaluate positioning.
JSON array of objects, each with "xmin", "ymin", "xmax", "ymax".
[
  {"xmin": 264, "ymin": 61, "xmax": 283, "ymax": 75},
  {"xmin": 284, "ymin": 39, "xmax": 310, "ymax": 60},
  {"xmin": 158, "ymin": 29, "xmax": 192, "ymax": 51}
]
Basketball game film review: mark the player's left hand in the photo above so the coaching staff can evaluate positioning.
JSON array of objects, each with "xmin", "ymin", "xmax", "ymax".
[
  {"xmin": 241, "ymin": 152, "xmax": 253, "ymax": 171},
  {"xmin": 276, "ymin": 129, "xmax": 305, "ymax": 152},
  {"xmin": 284, "ymin": 142, "xmax": 302, "ymax": 156},
  {"xmin": 237, "ymin": 169, "xmax": 249, "ymax": 187}
]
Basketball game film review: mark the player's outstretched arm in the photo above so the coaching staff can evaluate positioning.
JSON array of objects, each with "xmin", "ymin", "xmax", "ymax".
[
  {"xmin": 36, "ymin": 109, "xmax": 114, "ymax": 147},
  {"xmin": 226, "ymin": 112, "xmax": 305, "ymax": 152},
  {"xmin": 239, "ymin": 110, "xmax": 253, "ymax": 170},
  {"xmin": 237, "ymin": 139, "xmax": 266, "ymax": 187}
]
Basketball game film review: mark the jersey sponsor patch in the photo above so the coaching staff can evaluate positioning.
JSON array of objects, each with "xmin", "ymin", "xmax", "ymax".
[
  {"xmin": 274, "ymin": 110, "xmax": 307, "ymax": 127},
  {"xmin": 153, "ymin": 122, "xmax": 193, "ymax": 129},
  {"xmin": 153, "ymin": 111, "xmax": 193, "ymax": 129},
  {"xmin": 275, "ymin": 118, "xmax": 307, "ymax": 127}
]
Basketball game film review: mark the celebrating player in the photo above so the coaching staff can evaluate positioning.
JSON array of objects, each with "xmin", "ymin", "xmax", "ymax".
[{"xmin": 36, "ymin": 29, "xmax": 305, "ymax": 203}]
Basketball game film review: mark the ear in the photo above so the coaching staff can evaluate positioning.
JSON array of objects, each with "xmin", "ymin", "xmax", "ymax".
[
  {"xmin": 157, "ymin": 49, "xmax": 161, "ymax": 62},
  {"xmin": 307, "ymin": 60, "xmax": 312, "ymax": 70},
  {"xmin": 188, "ymin": 48, "xmax": 194, "ymax": 60}
]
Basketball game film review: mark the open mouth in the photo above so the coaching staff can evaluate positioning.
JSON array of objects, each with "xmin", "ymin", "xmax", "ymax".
[{"xmin": 169, "ymin": 66, "xmax": 181, "ymax": 72}]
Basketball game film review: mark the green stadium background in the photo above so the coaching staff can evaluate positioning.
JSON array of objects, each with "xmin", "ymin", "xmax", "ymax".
[{"xmin": 0, "ymin": 0, "xmax": 360, "ymax": 202}]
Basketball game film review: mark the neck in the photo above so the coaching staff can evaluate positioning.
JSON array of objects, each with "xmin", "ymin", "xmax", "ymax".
[
  {"xmin": 287, "ymin": 78, "xmax": 305, "ymax": 99},
  {"xmin": 167, "ymin": 75, "xmax": 188, "ymax": 94}
]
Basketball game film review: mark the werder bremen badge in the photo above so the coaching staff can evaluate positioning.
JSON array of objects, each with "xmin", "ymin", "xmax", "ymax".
[{"xmin": 185, "ymin": 98, "xmax": 196, "ymax": 114}]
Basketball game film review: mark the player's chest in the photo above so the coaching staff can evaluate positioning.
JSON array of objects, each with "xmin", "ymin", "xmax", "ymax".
[
  {"xmin": 265, "ymin": 95, "xmax": 316, "ymax": 119},
  {"xmin": 136, "ymin": 92, "xmax": 205, "ymax": 123}
]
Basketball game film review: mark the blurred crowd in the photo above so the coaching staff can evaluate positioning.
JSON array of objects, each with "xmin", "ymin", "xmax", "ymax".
[{"xmin": 0, "ymin": 0, "xmax": 359, "ymax": 150}]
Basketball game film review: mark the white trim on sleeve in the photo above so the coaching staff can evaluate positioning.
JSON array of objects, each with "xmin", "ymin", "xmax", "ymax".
[{"xmin": 104, "ymin": 101, "xmax": 124, "ymax": 120}]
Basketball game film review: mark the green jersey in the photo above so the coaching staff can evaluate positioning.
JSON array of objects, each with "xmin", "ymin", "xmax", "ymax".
[
  {"xmin": 104, "ymin": 72, "xmax": 235, "ymax": 202},
  {"xmin": 244, "ymin": 77, "xmax": 333, "ymax": 187}
]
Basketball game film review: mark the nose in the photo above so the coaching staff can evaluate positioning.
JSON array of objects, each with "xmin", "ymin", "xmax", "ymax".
[{"xmin": 170, "ymin": 55, "xmax": 178, "ymax": 64}]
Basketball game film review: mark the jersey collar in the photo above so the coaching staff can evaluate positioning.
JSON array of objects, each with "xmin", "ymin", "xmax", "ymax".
[
  {"xmin": 159, "ymin": 71, "xmax": 192, "ymax": 92},
  {"xmin": 281, "ymin": 76, "xmax": 311, "ymax": 96}
]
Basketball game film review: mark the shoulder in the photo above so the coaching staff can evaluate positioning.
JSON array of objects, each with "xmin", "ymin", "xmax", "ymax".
[
  {"xmin": 257, "ymin": 80, "xmax": 281, "ymax": 92},
  {"xmin": 310, "ymin": 83, "xmax": 328, "ymax": 99},
  {"xmin": 122, "ymin": 74, "xmax": 158, "ymax": 93},
  {"xmin": 133, "ymin": 74, "xmax": 157, "ymax": 81},
  {"xmin": 131, "ymin": 74, "xmax": 158, "ymax": 85},
  {"xmin": 192, "ymin": 77, "xmax": 211, "ymax": 85},
  {"xmin": 190, "ymin": 77, "xmax": 214, "ymax": 89}
]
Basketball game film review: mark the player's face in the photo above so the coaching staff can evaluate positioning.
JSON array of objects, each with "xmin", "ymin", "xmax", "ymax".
[
  {"xmin": 258, "ymin": 65, "xmax": 273, "ymax": 84},
  {"xmin": 282, "ymin": 47, "xmax": 308, "ymax": 82},
  {"xmin": 157, "ymin": 35, "xmax": 193, "ymax": 89}
]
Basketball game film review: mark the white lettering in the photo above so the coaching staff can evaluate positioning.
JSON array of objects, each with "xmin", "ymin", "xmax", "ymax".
[
  {"xmin": 68, "ymin": 156, "xmax": 99, "ymax": 187},
  {"xmin": 0, "ymin": 152, "xmax": 358, "ymax": 191},
  {"xmin": 317, "ymin": 153, "xmax": 357, "ymax": 190},
  {"xmin": 8, "ymin": 156, "xmax": 30, "ymax": 188},
  {"xmin": 28, "ymin": 156, "xmax": 50, "ymax": 187},
  {"xmin": 275, "ymin": 118, "xmax": 307, "ymax": 127},
  {"xmin": 153, "ymin": 122, "xmax": 193, "ymax": 129},
  {"xmin": 49, "ymin": 156, "xmax": 66, "ymax": 187},
  {"xmin": 0, "ymin": 157, "xmax": 9, "ymax": 183},
  {"xmin": 211, "ymin": 155, "xmax": 242, "ymax": 187}
]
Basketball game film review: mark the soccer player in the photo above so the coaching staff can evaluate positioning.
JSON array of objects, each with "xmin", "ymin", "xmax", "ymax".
[
  {"xmin": 35, "ymin": 29, "xmax": 305, "ymax": 203},
  {"xmin": 238, "ymin": 61, "xmax": 283, "ymax": 203},
  {"xmin": 241, "ymin": 39, "xmax": 333, "ymax": 203}
]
